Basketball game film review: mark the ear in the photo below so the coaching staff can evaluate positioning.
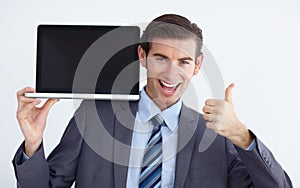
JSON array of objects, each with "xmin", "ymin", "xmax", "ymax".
[
  {"xmin": 138, "ymin": 45, "xmax": 147, "ymax": 68},
  {"xmin": 193, "ymin": 53, "xmax": 203, "ymax": 75}
]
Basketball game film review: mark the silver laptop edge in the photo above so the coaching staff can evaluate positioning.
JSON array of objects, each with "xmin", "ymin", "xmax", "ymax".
[{"xmin": 25, "ymin": 93, "xmax": 140, "ymax": 101}]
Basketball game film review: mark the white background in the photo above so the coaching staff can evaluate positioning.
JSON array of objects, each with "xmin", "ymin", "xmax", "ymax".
[{"xmin": 1, "ymin": 0, "xmax": 299, "ymax": 187}]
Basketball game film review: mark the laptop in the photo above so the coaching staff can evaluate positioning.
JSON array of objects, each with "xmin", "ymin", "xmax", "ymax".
[{"xmin": 25, "ymin": 25, "xmax": 140, "ymax": 100}]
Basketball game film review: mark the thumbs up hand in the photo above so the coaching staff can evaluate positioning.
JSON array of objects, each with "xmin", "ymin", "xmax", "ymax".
[{"xmin": 202, "ymin": 83, "xmax": 253, "ymax": 149}]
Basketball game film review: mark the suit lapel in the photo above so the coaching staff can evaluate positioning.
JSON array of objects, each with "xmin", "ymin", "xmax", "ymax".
[
  {"xmin": 174, "ymin": 105, "xmax": 199, "ymax": 188},
  {"xmin": 111, "ymin": 101, "xmax": 202, "ymax": 187},
  {"xmin": 113, "ymin": 101, "xmax": 138, "ymax": 188}
]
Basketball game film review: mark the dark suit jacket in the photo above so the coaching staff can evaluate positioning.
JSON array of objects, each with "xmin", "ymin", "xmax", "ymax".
[{"xmin": 13, "ymin": 100, "xmax": 293, "ymax": 187}]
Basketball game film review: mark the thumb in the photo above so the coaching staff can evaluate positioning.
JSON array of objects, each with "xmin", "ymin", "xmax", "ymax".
[
  {"xmin": 225, "ymin": 83, "xmax": 235, "ymax": 103},
  {"xmin": 43, "ymin": 98, "xmax": 59, "ymax": 111}
]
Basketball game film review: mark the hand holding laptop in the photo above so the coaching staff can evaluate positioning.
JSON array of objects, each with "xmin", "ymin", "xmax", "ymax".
[
  {"xmin": 18, "ymin": 25, "xmax": 141, "ymax": 157},
  {"xmin": 16, "ymin": 87, "xmax": 59, "ymax": 157}
]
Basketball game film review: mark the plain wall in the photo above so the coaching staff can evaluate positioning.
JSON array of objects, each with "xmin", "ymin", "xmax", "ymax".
[{"xmin": 1, "ymin": 0, "xmax": 299, "ymax": 187}]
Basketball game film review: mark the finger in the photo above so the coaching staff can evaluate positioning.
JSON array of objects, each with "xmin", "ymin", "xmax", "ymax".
[
  {"xmin": 225, "ymin": 83, "xmax": 235, "ymax": 103},
  {"xmin": 205, "ymin": 99, "xmax": 217, "ymax": 106},
  {"xmin": 205, "ymin": 99, "xmax": 224, "ymax": 106},
  {"xmin": 19, "ymin": 96, "xmax": 36, "ymax": 103},
  {"xmin": 203, "ymin": 113, "xmax": 218, "ymax": 122},
  {"xmin": 17, "ymin": 87, "xmax": 35, "ymax": 98},
  {"xmin": 17, "ymin": 99, "xmax": 41, "ymax": 123},
  {"xmin": 203, "ymin": 112, "xmax": 222, "ymax": 122},
  {"xmin": 42, "ymin": 98, "xmax": 59, "ymax": 111},
  {"xmin": 17, "ymin": 87, "xmax": 35, "ymax": 106},
  {"xmin": 202, "ymin": 105, "xmax": 213, "ymax": 114},
  {"xmin": 203, "ymin": 105, "xmax": 224, "ymax": 115},
  {"xmin": 24, "ymin": 99, "xmax": 42, "ymax": 110},
  {"xmin": 203, "ymin": 113, "xmax": 211, "ymax": 121},
  {"xmin": 17, "ymin": 98, "xmax": 39, "ymax": 111}
]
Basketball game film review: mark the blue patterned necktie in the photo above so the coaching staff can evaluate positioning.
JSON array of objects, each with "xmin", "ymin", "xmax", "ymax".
[{"xmin": 139, "ymin": 115, "xmax": 165, "ymax": 188}]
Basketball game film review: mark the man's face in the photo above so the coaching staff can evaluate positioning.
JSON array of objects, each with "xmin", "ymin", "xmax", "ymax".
[{"xmin": 138, "ymin": 38, "xmax": 203, "ymax": 110}]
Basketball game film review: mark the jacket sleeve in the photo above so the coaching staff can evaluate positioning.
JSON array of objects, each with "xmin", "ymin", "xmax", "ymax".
[
  {"xmin": 12, "ymin": 102, "xmax": 87, "ymax": 188},
  {"xmin": 226, "ymin": 132, "xmax": 293, "ymax": 188},
  {"xmin": 13, "ymin": 142, "xmax": 50, "ymax": 188}
]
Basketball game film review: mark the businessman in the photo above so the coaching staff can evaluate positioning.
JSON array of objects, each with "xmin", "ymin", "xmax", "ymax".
[{"xmin": 13, "ymin": 14, "xmax": 292, "ymax": 187}]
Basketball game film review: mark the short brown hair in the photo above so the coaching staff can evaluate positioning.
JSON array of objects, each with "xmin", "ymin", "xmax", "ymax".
[{"xmin": 140, "ymin": 14, "xmax": 203, "ymax": 58}]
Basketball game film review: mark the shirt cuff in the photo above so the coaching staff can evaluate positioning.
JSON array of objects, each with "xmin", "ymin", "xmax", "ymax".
[
  {"xmin": 22, "ymin": 151, "xmax": 30, "ymax": 162},
  {"xmin": 245, "ymin": 138, "xmax": 257, "ymax": 151}
]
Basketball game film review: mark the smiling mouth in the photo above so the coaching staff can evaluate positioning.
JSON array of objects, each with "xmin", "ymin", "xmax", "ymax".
[{"xmin": 158, "ymin": 79, "xmax": 181, "ymax": 94}]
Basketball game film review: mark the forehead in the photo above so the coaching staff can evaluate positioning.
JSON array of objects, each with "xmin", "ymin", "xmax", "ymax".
[{"xmin": 149, "ymin": 38, "xmax": 196, "ymax": 58}]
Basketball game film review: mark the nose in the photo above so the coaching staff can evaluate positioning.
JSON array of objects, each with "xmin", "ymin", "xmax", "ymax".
[{"xmin": 163, "ymin": 62, "xmax": 182, "ymax": 81}]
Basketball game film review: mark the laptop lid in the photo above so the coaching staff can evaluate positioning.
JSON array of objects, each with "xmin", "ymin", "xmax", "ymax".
[{"xmin": 25, "ymin": 25, "xmax": 140, "ymax": 100}]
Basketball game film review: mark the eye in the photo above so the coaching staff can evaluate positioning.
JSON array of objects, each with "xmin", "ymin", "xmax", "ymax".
[
  {"xmin": 155, "ymin": 57, "xmax": 167, "ymax": 63},
  {"xmin": 180, "ymin": 60, "xmax": 190, "ymax": 65}
]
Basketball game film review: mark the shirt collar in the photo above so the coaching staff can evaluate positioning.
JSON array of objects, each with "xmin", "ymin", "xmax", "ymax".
[{"xmin": 138, "ymin": 87, "xmax": 182, "ymax": 132}]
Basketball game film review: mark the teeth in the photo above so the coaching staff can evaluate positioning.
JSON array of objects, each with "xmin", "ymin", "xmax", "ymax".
[{"xmin": 160, "ymin": 80, "xmax": 179, "ymax": 88}]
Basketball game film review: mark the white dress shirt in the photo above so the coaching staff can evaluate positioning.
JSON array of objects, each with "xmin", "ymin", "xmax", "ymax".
[{"xmin": 126, "ymin": 88, "xmax": 182, "ymax": 188}]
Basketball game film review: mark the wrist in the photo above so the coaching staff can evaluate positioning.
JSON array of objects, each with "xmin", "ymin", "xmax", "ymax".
[
  {"xmin": 230, "ymin": 122, "xmax": 253, "ymax": 149},
  {"xmin": 238, "ymin": 128, "xmax": 253, "ymax": 149},
  {"xmin": 24, "ymin": 138, "xmax": 42, "ymax": 157}
]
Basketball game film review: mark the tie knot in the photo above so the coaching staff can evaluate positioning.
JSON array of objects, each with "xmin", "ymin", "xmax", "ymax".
[{"xmin": 151, "ymin": 114, "xmax": 164, "ymax": 129}]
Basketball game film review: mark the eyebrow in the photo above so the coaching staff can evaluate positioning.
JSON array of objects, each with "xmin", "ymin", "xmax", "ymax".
[{"xmin": 153, "ymin": 53, "xmax": 194, "ymax": 62}]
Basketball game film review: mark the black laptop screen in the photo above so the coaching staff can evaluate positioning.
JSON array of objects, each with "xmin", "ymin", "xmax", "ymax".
[{"xmin": 36, "ymin": 25, "xmax": 140, "ymax": 95}]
